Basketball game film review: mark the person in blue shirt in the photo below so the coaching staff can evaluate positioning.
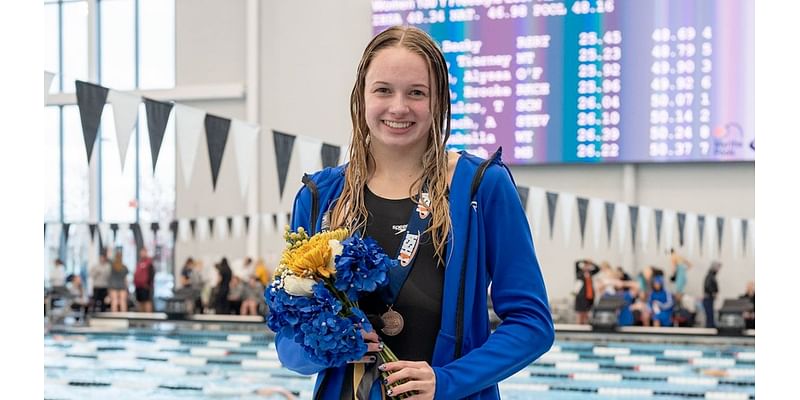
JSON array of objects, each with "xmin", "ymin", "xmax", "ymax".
[
  {"xmin": 648, "ymin": 276, "xmax": 674, "ymax": 327},
  {"xmin": 273, "ymin": 26, "xmax": 554, "ymax": 399}
]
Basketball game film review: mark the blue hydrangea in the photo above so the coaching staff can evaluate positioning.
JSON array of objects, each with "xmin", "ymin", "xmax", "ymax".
[
  {"xmin": 333, "ymin": 236, "xmax": 396, "ymax": 301},
  {"xmin": 298, "ymin": 310, "xmax": 367, "ymax": 367}
]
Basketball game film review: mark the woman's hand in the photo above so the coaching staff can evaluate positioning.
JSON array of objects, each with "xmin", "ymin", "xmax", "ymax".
[
  {"xmin": 348, "ymin": 329, "xmax": 383, "ymax": 364},
  {"xmin": 380, "ymin": 360, "xmax": 436, "ymax": 399}
]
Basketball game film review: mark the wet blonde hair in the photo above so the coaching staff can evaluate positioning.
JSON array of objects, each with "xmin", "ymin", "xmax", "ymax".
[{"xmin": 331, "ymin": 26, "xmax": 452, "ymax": 262}]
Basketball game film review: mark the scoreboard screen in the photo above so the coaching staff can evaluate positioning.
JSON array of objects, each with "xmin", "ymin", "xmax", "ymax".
[{"xmin": 372, "ymin": 0, "xmax": 755, "ymax": 164}]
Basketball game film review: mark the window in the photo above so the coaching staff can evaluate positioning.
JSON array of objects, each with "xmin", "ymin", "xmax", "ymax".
[
  {"xmin": 100, "ymin": 0, "xmax": 136, "ymax": 90},
  {"xmin": 61, "ymin": 0, "xmax": 89, "ymax": 93},
  {"xmin": 44, "ymin": 107, "xmax": 61, "ymax": 222},
  {"xmin": 62, "ymin": 105, "xmax": 90, "ymax": 222}
]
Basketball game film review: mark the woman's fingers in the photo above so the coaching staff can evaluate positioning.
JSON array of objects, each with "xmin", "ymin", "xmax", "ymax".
[
  {"xmin": 361, "ymin": 329, "xmax": 380, "ymax": 343},
  {"xmin": 347, "ymin": 354, "xmax": 377, "ymax": 364}
]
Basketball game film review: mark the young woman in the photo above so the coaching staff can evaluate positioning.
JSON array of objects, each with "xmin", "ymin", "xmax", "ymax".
[
  {"xmin": 274, "ymin": 26, "xmax": 554, "ymax": 399},
  {"xmin": 108, "ymin": 251, "xmax": 129, "ymax": 312}
]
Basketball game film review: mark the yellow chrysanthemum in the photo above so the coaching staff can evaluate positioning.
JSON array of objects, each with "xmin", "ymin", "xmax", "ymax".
[{"xmin": 280, "ymin": 228, "xmax": 349, "ymax": 278}]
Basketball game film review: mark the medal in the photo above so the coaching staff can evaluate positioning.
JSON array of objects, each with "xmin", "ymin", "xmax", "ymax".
[{"xmin": 380, "ymin": 307, "xmax": 404, "ymax": 336}]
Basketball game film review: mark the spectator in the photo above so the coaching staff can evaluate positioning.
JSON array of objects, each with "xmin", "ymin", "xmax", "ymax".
[
  {"xmin": 669, "ymin": 248, "xmax": 692, "ymax": 294},
  {"xmin": 228, "ymin": 276, "xmax": 244, "ymax": 315},
  {"xmin": 636, "ymin": 265, "xmax": 664, "ymax": 298},
  {"xmin": 66, "ymin": 274, "xmax": 89, "ymax": 318},
  {"xmin": 672, "ymin": 292, "xmax": 698, "ymax": 327},
  {"xmin": 214, "ymin": 258, "xmax": 233, "ymax": 314},
  {"xmin": 241, "ymin": 276, "xmax": 266, "ymax": 316},
  {"xmin": 629, "ymin": 291, "xmax": 652, "ymax": 326},
  {"xmin": 133, "ymin": 248, "xmax": 156, "ymax": 313},
  {"xmin": 648, "ymin": 276, "xmax": 674, "ymax": 327},
  {"xmin": 109, "ymin": 251, "xmax": 129, "ymax": 312},
  {"xmin": 703, "ymin": 261, "xmax": 722, "ymax": 328},
  {"xmin": 573, "ymin": 259, "xmax": 600, "ymax": 325},
  {"xmin": 180, "ymin": 257, "xmax": 195, "ymax": 287},
  {"xmin": 89, "ymin": 250, "xmax": 111, "ymax": 312},
  {"xmin": 595, "ymin": 261, "xmax": 618, "ymax": 297},
  {"xmin": 50, "ymin": 259, "xmax": 66, "ymax": 289},
  {"xmin": 739, "ymin": 280, "xmax": 755, "ymax": 329},
  {"xmin": 254, "ymin": 257, "xmax": 270, "ymax": 286}
]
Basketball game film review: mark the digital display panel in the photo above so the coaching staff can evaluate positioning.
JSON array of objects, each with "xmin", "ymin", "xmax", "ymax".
[{"xmin": 372, "ymin": 0, "xmax": 755, "ymax": 164}]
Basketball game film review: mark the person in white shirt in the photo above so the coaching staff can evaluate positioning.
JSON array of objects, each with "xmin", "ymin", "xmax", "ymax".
[
  {"xmin": 50, "ymin": 259, "xmax": 66, "ymax": 288},
  {"xmin": 89, "ymin": 251, "xmax": 112, "ymax": 312}
]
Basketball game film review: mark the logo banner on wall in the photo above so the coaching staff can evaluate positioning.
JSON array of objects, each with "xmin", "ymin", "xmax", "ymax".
[
  {"xmin": 516, "ymin": 186, "xmax": 530, "ymax": 212},
  {"xmin": 677, "ymin": 212, "xmax": 686, "ymax": 247},
  {"xmin": 545, "ymin": 191, "xmax": 559, "ymax": 240},
  {"xmin": 716, "ymin": 216, "xmax": 725, "ymax": 254},
  {"xmin": 231, "ymin": 119, "xmax": 260, "ymax": 199},
  {"xmin": 272, "ymin": 130, "xmax": 296, "ymax": 200},
  {"xmin": 205, "ymin": 114, "xmax": 232, "ymax": 190},
  {"xmin": 75, "ymin": 80, "xmax": 109, "ymax": 163},
  {"xmin": 174, "ymin": 104, "xmax": 206, "ymax": 187},
  {"xmin": 144, "ymin": 98, "xmax": 174, "ymax": 172},
  {"xmin": 108, "ymin": 90, "xmax": 141, "ymax": 170},
  {"xmin": 604, "ymin": 201, "xmax": 615, "ymax": 247},
  {"xmin": 577, "ymin": 197, "xmax": 589, "ymax": 247},
  {"xmin": 629, "ymin": 205, "xmax": 639, "ymax": 249},
  {"xmin": 321, "ymin": 143, "xmax": 341, "ymax": 169},
  {"xmin": 697, "ymin": 215, "xmax": 706, "ymax": 255}
]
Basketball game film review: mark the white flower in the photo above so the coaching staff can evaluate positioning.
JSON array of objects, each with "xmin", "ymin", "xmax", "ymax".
[
  {"xmin": 328, "ymin": 239, "xmax": 343, "ymax": 271},
  {"xmin": 283, "ymin": 275, "xmax": 316, "ymax": 297}
]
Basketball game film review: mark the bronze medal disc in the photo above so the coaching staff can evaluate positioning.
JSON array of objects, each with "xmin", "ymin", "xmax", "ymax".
[{"xmin": 380, "ymin": 309, "xmax": 404, "ymax": 336}]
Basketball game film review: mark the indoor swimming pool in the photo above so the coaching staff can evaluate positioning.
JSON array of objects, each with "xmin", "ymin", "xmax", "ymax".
[{"xmin": 44, "ymin": 328, "xmax": 754, "ymax": 400}]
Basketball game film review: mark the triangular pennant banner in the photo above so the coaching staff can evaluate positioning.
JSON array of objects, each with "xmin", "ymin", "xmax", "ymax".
[
  {"xmin": 175, "ymin": 104, "xmax": 206, "ymax": 187},
  {"xmin": 130, "ymin": 223, "xmax": 144, "ymax": 251},
  {"xmin": 742, "ymin": 219, "xmax": 748, "ymax": 256},
  {"xmin": 716, "ymin": 216, "xmax": 725, "ymax": 254},
  {"xmin": 44, "ymin": 71, "xmax": 55, "ymax": 103},
  {"xmin": 640, "ymin": 206, "xmax": 651, "ymax": 250},
  {"xmin": 88, "ymin": 223, "xmax": 97, "ymax": 243},
  {"xmin": 169, "ymin": 220, "xmax": 178, "ymax": 243},
  {"xmin": 150, "ymin": 222, "xmax": 160, "ymax": 237},
  {"xmin": 189, "ymin": 219, "xmax": 197, "ymax": 239},
  {"xmin": 561, "ymin": 193, "xmax": 575, "ymax": 246},
  {"xmin": 321, "ymin": 143, "xmax": 341, "ymax": 168},
  {"xmin": 227, "ymin": 217, "xmax": 234, "ymax": 236},
  {"xmin": 697, "ymin": 215, "xmax": 706, "ymax": 255},
  {"xmin": 297, "ymin": 136, "xmax": 323, "ymax": 175},
  {"xmin": 273, "ymin": 130, "xmax": 296, "ymax": 199},
  {"xmin": 629, "ymin": 206, "xmax": 639, "ymax": 250},
  {"xmin": 110, "ymin": 223, "xmax": 119, "ymax": 242},
  {"xmin": 604, "ymin": 201, "xmax": 615, "ymax": 247},
  {"xmin": 663, "ymin": 210, "xmax": 675, "ymax": 251},
  {"xmin": 530, "ymin": 188, "xmax": 545, "ymax": 240},
  {"xmin": 75, "ymin": 80, "xmax": 109, "ymax": 163},
  {"xmin": 143, "ymin": 97, "xmax": 174, "ymax": 172},
  {"xmin": 545, "ymin": 191, "xmax": 558, "ymax": 240},
  {"xmin": 577, "ymin": 197, "xmax": 589, "ymax": 247},
  {"xmin": 209, "ymin": 218, "xmax": 216, "ymax": 237},
  {"xmin": 654, "ymin": 209, "xmax": 663, "ymax": 250},
  {"xmin": 107, "ymin": 90, "xmax": 141, "ymax": 170},
  {"xmin": 677, "ymin": 212, "xmax": 686, "ymax": 247},
  {"xmin": 590, "ymin": 199, "xmax": 603, "ymax": 249},
  {"xmin": 516, "ymin": 186, "xmax": 530, "ymax": 212},
  {"xmin": 685, "ymin": 214, "xmax": 697, "ymax": 256},
  {"xmin": 205, "ymin": 114, "xmax": 232, "ymax": 190},
  {"xmin": 62, "ymin": 223, "xmax": 71, "ymax": 246},
  {"xmin": 244, "ymin": 216, "xmax": 251, "ymax": 234},
  {"xmin": 231, "ymin": 119, "xmax": 260, "ymax": 198},
  {"xmin": 616, "ymin": 202, "xmax": 628, "ymax": 253},
  {"xmin": 731, "ymin": 218, "xmax": 741, "ymax": 258}
]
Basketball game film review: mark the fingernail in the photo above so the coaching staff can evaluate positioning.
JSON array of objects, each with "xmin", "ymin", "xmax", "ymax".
[
  {"xmin": 378, "ymin": 364, "xmax": 386, "ymax": 371},
  {"xmin": 378, "ymin": 342, "xmax": 384, "ymax": 350},
  {"xmin": 386, "ymin": 389, "xmax": 393, "ymax": 396}
]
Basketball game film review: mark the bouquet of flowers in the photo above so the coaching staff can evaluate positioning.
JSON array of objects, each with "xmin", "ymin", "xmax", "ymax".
[{"xmin": 266, "ymin": 226, "xmax": 410, "ymax": 398}]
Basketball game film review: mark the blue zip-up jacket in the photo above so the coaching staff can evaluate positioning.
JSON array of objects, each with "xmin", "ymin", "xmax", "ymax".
[{"xmin": 275, "ymin": 149, "xmax": 554, "ymax": 399}]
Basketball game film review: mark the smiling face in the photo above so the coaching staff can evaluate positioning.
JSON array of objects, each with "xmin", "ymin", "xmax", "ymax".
[{"xmin": 364, "ymin": 46, "xmax": 433, "ymax": 156}]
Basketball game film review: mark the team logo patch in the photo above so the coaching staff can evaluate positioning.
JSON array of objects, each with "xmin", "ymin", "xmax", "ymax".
[
  {"xmin": 417, "ymin": 193, "xmax": 431, "ymax": 219},
  {"xmin": 398, "ymin": 232, "xmax": 420, "ymax": 267}
]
